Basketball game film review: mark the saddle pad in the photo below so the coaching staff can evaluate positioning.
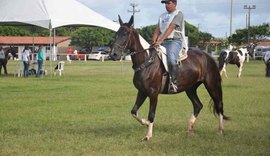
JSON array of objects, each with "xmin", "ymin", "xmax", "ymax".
[{"xmin": 156, "ymin": 46, "xmax": 188, "ymax": 72}]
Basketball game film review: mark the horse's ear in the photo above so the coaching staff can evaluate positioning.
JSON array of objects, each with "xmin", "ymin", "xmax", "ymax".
[
  {"xmin": 128, "ymin": 16, "xmax": 134, "ymax": 27},
  {"xmin": 118, "ymin": 15, "xmax": 123, "ymax": 26}
]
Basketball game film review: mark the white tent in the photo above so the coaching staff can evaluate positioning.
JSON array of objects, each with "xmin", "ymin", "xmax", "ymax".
[
  {"xmin": 0, "ymin": 0, "xmax": 149, "ymax": 76},
  {"xmin": 0, "ymin": 0, "xmax": 149, "ymax": 47},
  {"xmin": 0, "ymin": 0, "xmax": 119, "ymax": 31}
]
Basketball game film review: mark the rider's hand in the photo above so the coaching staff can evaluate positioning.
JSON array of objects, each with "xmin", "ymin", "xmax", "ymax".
[{"xmin": 154, "ymin": 40, "xmax": 162, "ymax": 46}]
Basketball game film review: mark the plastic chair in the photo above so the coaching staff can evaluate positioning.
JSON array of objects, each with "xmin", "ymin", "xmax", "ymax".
[{"xmin": 54, "ymin": 61, "xmax": 65, "ymax": 76}]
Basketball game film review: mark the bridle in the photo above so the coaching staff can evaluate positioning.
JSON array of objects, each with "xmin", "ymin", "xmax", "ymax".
[
  {"xmin": 114, "ymin": 25, "xmax": 159, "ymax": 72},
  {"xmin": 113, "ymin": 25, "xmax": 134, "ymax": 56}
]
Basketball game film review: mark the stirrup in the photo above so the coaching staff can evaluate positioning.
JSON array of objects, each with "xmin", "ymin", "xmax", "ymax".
[{"xmin": 168, "ymin": 82, "xmax": 178, "ymax": 93}]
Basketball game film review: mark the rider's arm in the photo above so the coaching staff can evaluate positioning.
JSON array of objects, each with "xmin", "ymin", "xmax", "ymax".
[
  {"xmin": 152, "ymin": 25, "xmax": 160, "ymax": 44},
  {"xmin": 154, "ymin": 23, "xmax": 176, "ymax": 46}
]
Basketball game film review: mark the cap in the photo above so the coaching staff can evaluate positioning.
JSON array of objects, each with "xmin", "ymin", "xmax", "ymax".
[{"xmin": 161, "ymin": 0, "xmax": 177, "ymax": 4}]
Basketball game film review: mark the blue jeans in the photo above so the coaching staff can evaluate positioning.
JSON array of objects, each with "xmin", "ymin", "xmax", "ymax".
[
  {"xmin": 23, "ymin": 61, "xmax": 29, "ymax": 77},
  {"xmin": 162, "ymin": 40, "xmax": 182, "ymax": 65},
  {"xmin": 36, "ymin": 60, "xmax": 43, "ymax": 77}
]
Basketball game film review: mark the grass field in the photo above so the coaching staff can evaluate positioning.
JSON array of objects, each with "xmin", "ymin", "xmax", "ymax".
[{"xmin": 0, "ymin": 60, "xmax": 269, "ymax": 156}]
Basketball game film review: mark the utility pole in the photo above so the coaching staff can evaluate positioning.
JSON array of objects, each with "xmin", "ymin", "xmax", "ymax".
[
  {"xmin": 230, "ymin": 0, "xmax": 233, "ymax": 37},
  {"xmin": 244, "ymin": 5, "xmax": 256, "ymax": 44},
  {"xmin": 128, "ymin": 3, "xmax": 140, "ymax": 27}
]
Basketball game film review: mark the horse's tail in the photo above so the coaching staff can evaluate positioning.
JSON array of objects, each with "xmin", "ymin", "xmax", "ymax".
[
  {"xmin": 218, "ymin": 51, "xmax": 227, "ymax": 71},
  {"xmin": 209, "ymin": 99, "xmax": 230, "ymax": 120}
]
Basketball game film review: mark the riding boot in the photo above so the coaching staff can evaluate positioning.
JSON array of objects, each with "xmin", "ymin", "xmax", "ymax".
[{"xmin": 168, "ymin": 64, "xmax": 179, "ymax": 93}]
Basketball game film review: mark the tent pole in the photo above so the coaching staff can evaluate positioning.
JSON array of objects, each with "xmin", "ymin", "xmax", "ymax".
[
  {"xmin": 53, "ymin": 28, "xmax": 56, "ymax": 61},
  {"xmin": 32, "ymin": 25, "xmax": 35, "ymax": 60},
  {"xmin": 49, "ymin": 27, "xmax": 53, "ymax": 78}
]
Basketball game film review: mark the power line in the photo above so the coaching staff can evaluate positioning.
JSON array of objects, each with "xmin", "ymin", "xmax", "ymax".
[
  {"xmin": 244, "ymin": 5, "xmax": 256, "ymax": 44},
  {"xmin": 128, "ymin": 3, "xmax": 140, "ymax": 27}
]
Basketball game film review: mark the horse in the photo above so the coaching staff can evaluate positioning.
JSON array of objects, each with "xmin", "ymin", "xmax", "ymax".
[
  {"xmin": 218, "ymin": 47, "xmax": 252, "ymax": 78},
  {"xmin": 0, "ymin": 47, "xmax": 16, "ymax": 75},
  {"xmin": 110, "ymin": 15, "xmax": 229, "ymax": 141}
]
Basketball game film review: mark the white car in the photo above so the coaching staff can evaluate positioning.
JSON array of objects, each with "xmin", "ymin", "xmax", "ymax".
[{"xmin": 88, "ymin": 51, "xmax": 109, "ymax": 61}]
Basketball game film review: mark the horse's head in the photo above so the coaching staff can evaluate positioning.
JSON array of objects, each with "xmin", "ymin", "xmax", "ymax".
[
  {"xmin": 110, "ymin": 15, "xmax": 134, "ymax": 60},
  {"xmin": 4, "ymin": 47, "xmax": 17, "ymax": 59}
]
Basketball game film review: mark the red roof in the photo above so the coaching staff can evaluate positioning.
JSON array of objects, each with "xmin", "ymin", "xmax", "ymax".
[
  {"xmin": 257, "ymin": 40, "xmax": 270, "ymax": 46},
  {"xmin": 0, "ymin": 36, "xmax": 70, "ymax": 45}
]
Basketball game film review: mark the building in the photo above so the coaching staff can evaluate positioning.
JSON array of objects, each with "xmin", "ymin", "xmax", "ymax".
[
  {"xmin": 256, "ymin": 40, "xmax": 270, "ymax": 47},
  {"xmin": 0, "ymin": 36, "xmax": 70, "ymax": 59}
]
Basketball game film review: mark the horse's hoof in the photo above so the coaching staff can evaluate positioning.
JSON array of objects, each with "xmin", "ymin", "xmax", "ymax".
[
  {"xmin": 219, "ymin": 129, "xmax": 224, "ymax": 135},
  {"xmin": 142, "ymin": 136, "xmax": 151, "ymax": 141},
  {"xmin": 218, "ymin": 126, "xmax": 224, "ymax": 135},
  {"xmin": 186, "ymin": 130, "xmax": 193, "ymax": 136}
]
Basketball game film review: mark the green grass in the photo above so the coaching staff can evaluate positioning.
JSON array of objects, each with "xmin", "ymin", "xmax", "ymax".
[{"xmin": 0, "ymin": 60, "xmax": 269, "ymax": 156}]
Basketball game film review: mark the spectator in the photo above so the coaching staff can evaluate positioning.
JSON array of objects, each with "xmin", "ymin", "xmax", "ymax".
[
  {"xmin": 73, "ymin": 49, "xmax": 78, "ymax": 60},
  {"xmin": 67, "ymin": 47, "xmax": 72, "ymax": 60},
  {"xmin": 36, "ymin": 45, "xmax": 45, "ymax": 77},
  {"xmin": 264, "ymin": 51, "xmax": 270, "ymax": 77},
  {"xmin": 0, "ymin": 46, "xmax": 5, "ymax": 66},
  {"xmin": 22, "ymin": 46, "xmax": 31, "ymax": 77}
]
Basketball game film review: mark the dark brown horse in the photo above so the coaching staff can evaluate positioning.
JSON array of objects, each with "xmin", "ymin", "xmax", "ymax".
[
  {"xmin": 110, "ymin": 16, "xmax": 229, "ymax": 140},
  {"xmin": 0, "ymin": 47, "xmax": 16, "ymax": 75}
]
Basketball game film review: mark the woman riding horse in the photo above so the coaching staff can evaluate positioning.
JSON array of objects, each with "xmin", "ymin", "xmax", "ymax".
[{"xmin": 110, "ymin": 15, "xmax": 229, "ymax": 141}]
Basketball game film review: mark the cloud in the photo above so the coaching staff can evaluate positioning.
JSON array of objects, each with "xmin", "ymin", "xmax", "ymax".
[{"xmin": 78, "ymin": 0, "xmax": 270, "ymax": 37}]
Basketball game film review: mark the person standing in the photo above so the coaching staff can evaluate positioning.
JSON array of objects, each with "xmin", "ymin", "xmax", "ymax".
[
  {"xmin": 264, "ymin": 51, "xmax": 270, "ymax": 77},
  {"xmin": 22, "ymin": 46, "xmax": 31, "ymax": 77},
  {"xmin": 152, "ymin": 0, "xmax": 185, "ymax": 93},
  {"xmin": 0, "ymin": 46, "xmax": 5, "ymax": 68},
  {"xmin": 36, "ymin": 45, "xmax": 45, "ymax": 77}
]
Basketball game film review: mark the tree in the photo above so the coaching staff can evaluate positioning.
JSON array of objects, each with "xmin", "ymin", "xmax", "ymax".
[
  {"xmin": 136, "ymin": 25, "xmax": 156, "ymax": 43},
  {"xmin": 137, "ymin": 21, "xmax": 212, "ymax": 47},
  {"xmin": 229, "ymin": 23, "xmax": 270, "ymax": 45},
  {"xmin": 70, "ymin": 27, "xmax": 114, "ymax": 51},
  {"xmin": 0, "ymin": 26, "xmax": 31, "ymax": 36}
]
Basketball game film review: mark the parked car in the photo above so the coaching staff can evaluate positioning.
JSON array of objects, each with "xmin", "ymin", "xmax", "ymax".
[
  {"xmin": 255, "ymin": 46, "xmax": 270, "ymax": 57},
  {"xmin": 88, "ymin": 51, "xmax": 110, "ymax": 61}
]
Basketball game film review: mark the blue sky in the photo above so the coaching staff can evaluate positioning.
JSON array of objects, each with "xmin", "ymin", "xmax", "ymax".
[{"xmin": 78, "ymin": 0, "xmax": 270, "ymax": 38}]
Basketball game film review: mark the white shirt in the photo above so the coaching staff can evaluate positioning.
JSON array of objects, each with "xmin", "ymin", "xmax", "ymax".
[
  {"xmin": 22, "ymin": 49, "xmax": 31, "ymax": 61},
  {"xmin": 0, "ymin": 50, "xmax": 5, "ymax": 59},
  {"xmin": 158, "ymin": 10, "xmax": 183, "ymax": 40}
]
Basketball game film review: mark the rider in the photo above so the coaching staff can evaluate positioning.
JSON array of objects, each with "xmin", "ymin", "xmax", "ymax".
[{"xmin": 152, "ymin": 0, "xmax": 184, "ymax": 93}]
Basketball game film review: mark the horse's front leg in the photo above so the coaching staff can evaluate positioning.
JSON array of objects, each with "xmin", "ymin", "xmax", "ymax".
[
  {"xmin": 131, "ymin": 91, "xmax": 149, "ymax": 126},
  {"xmin": 143, "ymin": 95, "xmax": 158, "ymax": 141}
]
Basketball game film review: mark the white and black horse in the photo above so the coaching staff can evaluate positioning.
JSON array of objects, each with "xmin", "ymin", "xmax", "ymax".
[{"xmin": 218, "ymin": 47, "xmax": 251, "ymax": 78}]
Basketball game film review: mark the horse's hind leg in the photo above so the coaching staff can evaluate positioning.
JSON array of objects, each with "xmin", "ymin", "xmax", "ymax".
[
  {"xmin": 220, "ymin": 64, "xmax": 228, "ymax": 78},
  {"xmin": 237, "ymin": 62, "xmax": 243, "ymax": 78},
  {"xmin": 185, "ymin": 84, "xmax": 203, "ymax": 135},
  {"xmin": 204, "ymin": 77, "xmax": 226, "ymax": 134},
  {"xmin": 131, "ymin": 91, "xmax": 150, "ymax": 126}
]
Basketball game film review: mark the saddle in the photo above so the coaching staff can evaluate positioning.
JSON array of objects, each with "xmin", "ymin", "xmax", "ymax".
[
  {"xmin": 156, "ymin": 45, "xmax": 188, "ymax": 72},
  {"xmin": 155, "ymin": 46, "xmax": 188, "ymax": 94}
]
